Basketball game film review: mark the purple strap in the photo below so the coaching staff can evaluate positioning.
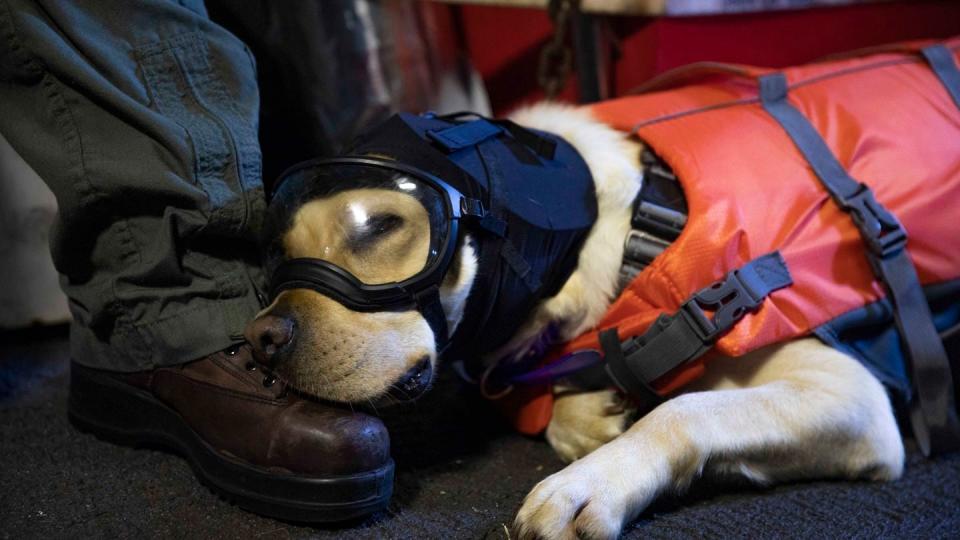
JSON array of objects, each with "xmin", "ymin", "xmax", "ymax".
[{"xmin": 507, "ymin": 350, "xmax": 603, "ymax": 386}]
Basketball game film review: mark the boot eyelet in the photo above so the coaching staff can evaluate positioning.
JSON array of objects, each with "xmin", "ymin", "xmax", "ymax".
[
  {"xmin": 245, "ymin": 362, "xmax": 258, "ymax": 371},
  {"xmin": 225, "ymin": 344, "xmax": 241, "ymax": 356},
  {"xmin": 262, "ymin": 375, "xmax": 277, "ymax": 387}
]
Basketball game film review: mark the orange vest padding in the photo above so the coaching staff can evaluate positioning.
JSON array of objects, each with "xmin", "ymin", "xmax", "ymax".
[{"xmin": 502, "ymin": 39, "xmax": 960, "ymax": 436}]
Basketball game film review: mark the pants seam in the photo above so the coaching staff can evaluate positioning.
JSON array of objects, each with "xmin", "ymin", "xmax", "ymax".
[{"xmin": 0, "ymin": 0, "xmax": 41, "ymax": 77}]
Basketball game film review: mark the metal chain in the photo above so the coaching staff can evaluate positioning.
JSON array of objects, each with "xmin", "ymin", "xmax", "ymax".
[{"xmin": 537, "ymin": 0, "xmax": 578, "ymax": 99}]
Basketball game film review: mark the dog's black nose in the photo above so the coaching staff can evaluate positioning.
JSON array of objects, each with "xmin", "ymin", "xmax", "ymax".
[{"xmin": 244, "ymin": 314, "xmax": 295, "ymax": 364}]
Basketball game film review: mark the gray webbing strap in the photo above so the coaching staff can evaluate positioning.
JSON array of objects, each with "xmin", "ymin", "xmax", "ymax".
[
  {"xmin": 759, "ymin": 72, "xmax": 960, "ymax": 456},
  {"xmin": 604, "ymin": 252, "xmax": 793, "ymax": 399},
  {"xmin": 922, "ymin": 44, "xmax": 960, "ymax": 110}
]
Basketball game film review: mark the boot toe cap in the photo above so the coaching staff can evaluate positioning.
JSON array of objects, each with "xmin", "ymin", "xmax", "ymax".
[{"xmin": 271, "ymin": 401, "xmax": 391, "ymax": 476}]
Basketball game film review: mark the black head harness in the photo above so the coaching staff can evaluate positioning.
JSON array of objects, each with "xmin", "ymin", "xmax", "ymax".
[{"xmin": 264, "ymin": 112, "xmax": 597, "ymax": 374}]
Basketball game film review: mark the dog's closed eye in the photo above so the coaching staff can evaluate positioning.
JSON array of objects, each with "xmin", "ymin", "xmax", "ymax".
[{"xmin": 348, "ymin": 213, "xmax": 404, "ymax": 251}]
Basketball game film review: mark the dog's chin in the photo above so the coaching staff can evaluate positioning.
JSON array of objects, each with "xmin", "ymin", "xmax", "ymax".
[
  {"xmin": 270, "ymin": 365, "xmax": 377, "ymax": 405},
  {"xmin": 277, "ymin": 357, "xmax": 436, "ymax": 407}
]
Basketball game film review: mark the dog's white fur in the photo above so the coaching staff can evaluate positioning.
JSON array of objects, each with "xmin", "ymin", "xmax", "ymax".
[{"xmin": 499, "ymin": 103, "xmax": 904, "ymax": 539}]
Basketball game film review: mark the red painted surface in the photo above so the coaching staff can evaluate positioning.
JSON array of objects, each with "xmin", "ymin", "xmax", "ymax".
[{"xmin": 452, "ymin": 0, "xmax": 960, "ymax": 114}]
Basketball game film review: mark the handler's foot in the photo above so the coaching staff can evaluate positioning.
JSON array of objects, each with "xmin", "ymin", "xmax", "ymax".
[{"xmin": 67, "ymin": 344, "xmax": 393, "ymax": 523}]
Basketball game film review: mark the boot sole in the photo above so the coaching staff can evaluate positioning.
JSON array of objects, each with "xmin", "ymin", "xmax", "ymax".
[{"xmin": 68, "ymin": 363, "xmax": 394, "ymax": 523}]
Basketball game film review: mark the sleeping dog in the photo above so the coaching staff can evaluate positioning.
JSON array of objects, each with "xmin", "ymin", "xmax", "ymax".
[{"xmin": 247, "ymin": 45, "xmax": 960, "ymax": 539}]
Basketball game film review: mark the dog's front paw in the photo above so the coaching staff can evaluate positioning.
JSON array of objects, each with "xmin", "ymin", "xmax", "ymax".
[
  {"xmin": 514, "ymin": 447, "xmax": 656, "ymax": 540},
  {"xmin": 515, "ymin": 462, "xmax": 622, "ymax": 540},
  {"xmin": 546, "ymin": 389, "xmax": 631, "ymax": 463}
]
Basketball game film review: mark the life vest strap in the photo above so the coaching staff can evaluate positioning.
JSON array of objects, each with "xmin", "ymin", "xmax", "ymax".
[
  {"xmin": 922, "ymin": 45, "xmax": 960, "ymax": 110},
  {"xmin": 604, "ymin": 252, "xmax": 793, "ymax": 400},
  {"xmin": 759, "ymin": 71, "xmax": 960, "ymax": 457}
]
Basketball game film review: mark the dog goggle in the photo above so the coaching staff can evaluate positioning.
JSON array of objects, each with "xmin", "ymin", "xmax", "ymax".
[{"xmin": 267, "ymin": 157, "xmax": 475, "ymax": 345}]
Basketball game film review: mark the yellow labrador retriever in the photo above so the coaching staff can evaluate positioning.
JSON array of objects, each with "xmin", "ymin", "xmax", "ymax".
[{"xmin": 247, "ymin": 84, "xmax": 958, "ymax": 536}]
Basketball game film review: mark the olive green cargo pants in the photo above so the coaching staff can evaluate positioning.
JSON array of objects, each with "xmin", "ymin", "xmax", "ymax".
[{"xmin": 0, "ymin": 0, "xmax": 267, "ymax": 371}]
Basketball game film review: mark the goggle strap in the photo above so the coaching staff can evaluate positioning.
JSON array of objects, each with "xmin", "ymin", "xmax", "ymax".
[
  {"xmin": 460, "ymin": 197, "xmax": 507, "ymax": 238},
  {"xmin": 477, "ymin": 214, "xmax": 507, "ymax": 238},
  {"xmin": 414, "ymin": 285, "xmax": 449, "ymax": 351}
]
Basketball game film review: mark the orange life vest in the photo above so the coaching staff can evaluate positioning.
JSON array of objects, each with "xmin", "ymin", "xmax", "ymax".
[{"xmin": 500, "ymin": 39, "xmax": 960, "ymax": 449}]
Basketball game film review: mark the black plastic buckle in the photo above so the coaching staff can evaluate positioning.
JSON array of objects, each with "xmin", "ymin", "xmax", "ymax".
[
  {"xmin": 461, "ymin": 197, "xmax": 508, "ymax": 238},
  {"xmin": 632, "ymin": 201, "xmax": 687, "ymax": 241},
  {"xmin": 460, "ymin": 197, "xmax": 486, "ymax": 218},
  {"xmin": 623, "ymin": 229, "xmax": 671, "ymax": 267},
  {"xmin": 680, "ymin": 269, "xmax": 765, "ymax": 342},
  {"xmin": 841, "ymin": 184, "xmax": 907, "ymax": 259}
]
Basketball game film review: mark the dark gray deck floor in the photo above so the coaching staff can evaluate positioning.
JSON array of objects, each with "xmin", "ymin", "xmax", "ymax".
[{"xmin": 2, "ymin": 327, "xmax": 959, "ymax": 539}]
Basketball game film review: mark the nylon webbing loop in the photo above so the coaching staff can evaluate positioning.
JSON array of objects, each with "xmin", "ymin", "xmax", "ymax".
[
  {"xmin": 922, "ymin": 45, "xmax": 960, "ymax": 110},
  {"xmin": 426, "ymin": 118, "xmax": 503, "ymax": 153},
  {"xmin": 500, "ymin": 240, "xmax": 542, "ymax": 292},
  {"xmin": 495, "ymin": 119, "xmax": 558, "ymax": 160},
  {"xmin": 759, "ymin": 72, "xmax": 960, "ymax": 456},
  {"xmin": 604, "ymin": 252, "xmax": 793, "ymax": 398},
  {"xmin": 432, "ymin": 112, "xmax": 558, "ymax": 159}
]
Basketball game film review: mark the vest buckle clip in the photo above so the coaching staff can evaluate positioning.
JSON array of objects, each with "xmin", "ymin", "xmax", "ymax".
[{"xmin": 842, "ymin": 184, "xmax": 907, "ymax": 259}]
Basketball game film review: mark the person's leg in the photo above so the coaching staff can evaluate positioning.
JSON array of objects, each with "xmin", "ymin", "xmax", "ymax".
[
  {"xmin": 0, "ymin": 0, "xmax": 393, "ymax": 520},
  {"xmin": 0, "ymin": 0, "xmax": 264, "ymax": 371}
]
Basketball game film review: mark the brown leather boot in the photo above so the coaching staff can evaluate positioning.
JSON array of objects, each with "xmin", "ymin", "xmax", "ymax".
[{"xmin": 67, "ymin": 343, "xmax": 393, "ymax": 522}]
